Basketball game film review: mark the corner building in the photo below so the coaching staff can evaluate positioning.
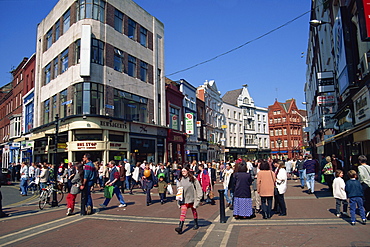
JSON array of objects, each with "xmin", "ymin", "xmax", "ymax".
[{"xmin": 33, "ymin": 0, "xmax": 165, "ymax": 164}]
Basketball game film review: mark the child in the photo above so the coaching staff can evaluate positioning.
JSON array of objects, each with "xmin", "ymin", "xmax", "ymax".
[
  {"xmin": 157, "ymin": 173, "xmax": 167, "ymax": 204},
  {"xmin": 332, "ymin": 169, "xmax": 348, "ymax": 217},
  {"xmin": 345, "ymin": 170, "xmax": 366, "ymax": 225}
]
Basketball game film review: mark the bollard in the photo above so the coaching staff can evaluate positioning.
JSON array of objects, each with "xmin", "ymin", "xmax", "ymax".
[{"xmin": 218, "ymin": 189, "xmax": 226, "ymax": 223}]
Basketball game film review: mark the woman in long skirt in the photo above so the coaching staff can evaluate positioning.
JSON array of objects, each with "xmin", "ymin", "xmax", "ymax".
[{"xmin": 233, "ymin": 159, "xmax": 254, "ymax": 219}]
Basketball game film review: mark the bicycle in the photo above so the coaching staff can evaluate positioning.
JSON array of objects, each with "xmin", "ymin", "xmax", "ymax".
[{"xmin": 38, "ymin": 183, "xmax": 64, "ymax": 210}]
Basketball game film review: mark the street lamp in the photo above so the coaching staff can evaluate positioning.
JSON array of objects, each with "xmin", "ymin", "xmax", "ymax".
[
  {"xmin": 277, "ymin": 138, "xmax": 282, "ymax": 159},
  {"xmin": 309, "ymin": 20, "xmax": 330, "ymax": 27},
  {"xmin": 51, "ymin": 114, "xmax": 59, "ymax": 207}
]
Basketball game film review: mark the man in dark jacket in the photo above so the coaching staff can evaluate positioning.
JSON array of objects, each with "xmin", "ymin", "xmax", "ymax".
[
  {"xmin": 303, "ymin": 154, "xmax": 319, "ymax": 194},
  {"xmin": 295, "ymin": 155, "xmax": 306, "ymax": 189}
]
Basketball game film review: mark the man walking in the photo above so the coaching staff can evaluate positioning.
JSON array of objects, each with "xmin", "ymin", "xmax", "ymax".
[
  {"xmin": 123, "ymin": 159, "xmax": 132, "ymax": 194},
  {"xmin": 100, "ymin": 160, "xmax": 126, "ymax": 208},
  {"xmin": 80, "ymin": 153, "xmax": 96, "ymax": 215},
  {"xmin": 296, "ymin": 155, "xmax": 306, "ymax": 189},
  {"xmin": 303, "ymin": 154, "xmax": 318, "ymax": 194},
  {"xmin": 19, "ymin": 162, "xmax": 29, "ymax": 196}
]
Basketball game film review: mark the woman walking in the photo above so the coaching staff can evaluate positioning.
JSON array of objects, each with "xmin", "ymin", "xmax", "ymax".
[
  {"xmin": 322, "ymin": 156, "xmax": 334, "ymax": 193},
  {"xmin": 257, "ymin": 161, "xmax": 276, "ymax": 219},
  {"xmin": 175, "ymin": 167, "xmax": 203, "ymax": 234},
  {"xmin": 141, "ymin": 162, "xmax": 155, "ymax": 206},
  {"xmin": 66, "ymin": 163, "xmax": 84, "ymax": 215},
  {"xmin": 233, "ymin": 160, "xmax": 254, "ymax": 219},
  {"xmin": 275, "ymin": 160, "xmax": 287, "ymax": 216}
]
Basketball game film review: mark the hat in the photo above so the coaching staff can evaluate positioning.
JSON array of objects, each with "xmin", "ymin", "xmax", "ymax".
[
  {"xmin": 158, "ymin": 173, "xmax": 165, "ymax": 179},
  {"xmin": 124, "ymin": 159, "xmax": 128, "ymax": 162}
]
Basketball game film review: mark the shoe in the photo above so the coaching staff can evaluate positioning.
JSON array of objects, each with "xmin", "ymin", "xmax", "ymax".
[
  {"xmin": 118, "ymin": 204, "xmax": 127, "ymax": 208},
  {"xmin": 86, "ymin": 205, "xmax": 92, "ymax": 215},
  {"xmin": 147, "ymin": 202, "xmax": 150, "ymax": 206},
  {"xmin": 161, "ymin": 200, "xmax": 164, "ymax": 205},
  {"xmin": 175, "ymin": 221, "xmax": 184, "ymax": 234},
  {"xmin": 0, "ymin": 212, "xmax": 9, "ymax": 218},
  {"xmin": 366, "ymin": 211, "xmax": 370, "ymax": 220},
  {"xmin": 66, "ymin": 208, "xmax": 72, "ymax": 216},
  {"xmin": 193, "ymin": 218, "xmax": 199, "ymax": 230},
  {"xmin": 278, "ymin": 213, "xmax": 286, "ymax": 216},
  {"xmin": 351, "ymin": 222, "xmax": 356, "ymax": 226},
  {"xmin": 362, "ymin": 219, "xmax": 366, "ymax": 225},
  {"xmin": 99, "ymin": 204, "xmax": 107, "ymax": 208},
  {"xmin": 342, "ymin": 212, "xmax": 349, "ymax": 217},
  {"xmin": 301, "ymin": 186, "xmax": 304, "ymax": 189},
  {"xmin": 336, "ymin": 214, "xmax": 341, "ymax": 217}
]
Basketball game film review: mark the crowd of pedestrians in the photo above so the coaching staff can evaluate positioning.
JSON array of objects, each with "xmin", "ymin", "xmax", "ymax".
[{"xmin": 1, "ymin": 152, "xmax": 370, "ymax": 230}]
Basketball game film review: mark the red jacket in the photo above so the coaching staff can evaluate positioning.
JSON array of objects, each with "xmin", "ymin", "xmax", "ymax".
[{"xmin": 198, "ymin": 170, "xmax": 211, "ymax": 192}]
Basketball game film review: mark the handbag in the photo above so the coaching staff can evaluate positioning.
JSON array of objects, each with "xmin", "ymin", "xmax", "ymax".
[
  {"xmin": 176, "ymin": 186, "xmax": 183, "ymax": 201},
  {"xmin": 167, "ymin": 184, "xmax": 173, "ymax": 195},
  {"xmin": 104, "ymin": 185, "xmax": 114, "ymax": 198}
]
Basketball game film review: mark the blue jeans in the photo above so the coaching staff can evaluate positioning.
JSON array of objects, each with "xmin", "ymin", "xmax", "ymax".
[
  {"xmin": 20, "ymin": 178, "xmax": 28, "ymax": 195},
  {"xmin": 306, "ymin": 173, "xmax": 315, "ymax": 193},
  {"xmin": 103, "ymin": 186, "xmax": 125, "ymax": 206},
  {"xmin": 224, "ymin": 188, "xmax": 233, "ymax": 204},
  {"xmin": 86, "ymin": 180, "xmax": 94, "ymax": 207},
  {"xmin": 125, "ymin": 176, "xmax": 131, "ymax": 190},
  {"xmin": 349, "ymin": 197, "xmax": 366, "ymax": 222},
  {"xmin": 298, "ymin": 170, "xmax": 306, "ymax": 187}
]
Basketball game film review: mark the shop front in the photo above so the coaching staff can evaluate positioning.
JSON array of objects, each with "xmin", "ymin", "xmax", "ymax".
[{"xmin": 167, "ymin": 129, "xmax": 186, "ymax": 164}]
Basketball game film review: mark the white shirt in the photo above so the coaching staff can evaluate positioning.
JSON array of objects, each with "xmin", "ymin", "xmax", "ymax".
[
  {"xmin": 333, "ymin": 177, "xmax": 347, "ymax": 200},
  {"xmin": 125, "ymin": 162, "xmax": 132, "ymax": 176}
]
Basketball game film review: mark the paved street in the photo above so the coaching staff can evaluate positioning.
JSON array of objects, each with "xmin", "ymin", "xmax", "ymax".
[{"xmin": 1, "ymin": 180, "xmax": 369, "ymax": 247}]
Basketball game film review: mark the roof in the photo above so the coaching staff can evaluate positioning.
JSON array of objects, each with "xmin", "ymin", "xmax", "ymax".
[{"xmin": 222, "ymin": 89, "xmax": 242, "ymax": 106}]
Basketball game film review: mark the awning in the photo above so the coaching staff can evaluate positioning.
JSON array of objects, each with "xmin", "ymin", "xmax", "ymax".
[{"xmin": 324, "ymin": 119, "xmax": 370, "ymax": 144}]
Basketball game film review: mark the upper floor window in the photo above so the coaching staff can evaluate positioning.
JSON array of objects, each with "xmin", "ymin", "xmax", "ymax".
[
  {"xmin": 63, "ymin": 9, "xmax": 70, "ymax": 34},
  {"xmin": 114, "ymin": 48, "xmax": 124, "ymax": 72},
  {"xmin": 140, "ymin": 61, "xmax": 148, "ymax": 82},
  {"xmin": 91, "ymin": 38, "xmax": 104, "ymax": 65},
  {"xmin": 44, "ymin": 63, "xmax": 51, "ymax": 85},
  {"xmin": 128, "ymin": 18, "xmax": 136, "ymax": 39},
  {"xmin": 44, "ymin": 99, "xmax": 50, "ymax": 124},
  {"xmin": 74, "ymin": 82, "xmax": 104, "ymax": 115},
  {"xmin": 46, "ymin": 29, "xmax": 53, "ymax": 49},
  {"xmin": 61, "ymin": 48, "xmax": 69, "ymax": 73},
  {"xmin": 77, "ymin": 0, "xmax": 105, "ymax": 22},
  {"xmin": 140, "ymin": 27, "xmax": 147, "ymax": 47},
  {"xmin": 55, "ymin": 20, "xmax": 60, "ymax": 41},
  {"xmin": 53, "ymin": 57, "xmax": 59, "ymax": 79},
  {"xmin": 75, "ymin": 39, "xmax": 81, "ymax": 64},
  {"xmin": 59, "ymin": 89, "xmax": 68, "ymax": 118},
  {"xmin": 128, "ymin": 55, "xmax": 136, "ymax": 77},
  {"xmin": 114, "ymin": 9, "xmax": 123, "ymax": 33},
  {"xmin": 113, "ymin": 89, "xmax": 148, "ymax": 122}
]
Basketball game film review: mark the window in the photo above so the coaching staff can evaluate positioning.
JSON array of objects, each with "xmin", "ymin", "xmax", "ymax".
[
  {"xmin": 44, "ymin": 99, "xmax": 50, "ymax": 124},
  {"xmin": 75, "ymin": 39, "xmax": 81, "ymax": 63},
  {"xmin": 46, "ymin": 29, "xmax": 53, "ymax": 49},
  {"xmin": 51, "ymin": 95, "xmax": 57, "ymax": 120},
  {"xmin": 128, "ymin": 55, "xmax": 136, "ymax": 77},
  {"xmin": 53, "ymin": 57, "xmax": 59, "ymax": 79},
  {"xmin": 74, "ymin": 82, "xmax": 104, "ymax": 115},
  {"xmin": 25, "ymin": 101, "xmax": 34, "ymax": 133},
  {"xmin": 113, "ymin": 89, "xmax": 148, "ymax": 122},
  {"xmin": 114, "ymin": 9, "xmax": 123, "ymax": 33},
  {"xmin": 140, "ymin": 61, "xmax": 148, "ymax": 82},
  {"xmin": 170, "ymin": 106, "xmax": 180, "ymax": 130},
  {"xmin": 283, "ymin": 128, "xmax": 287, "ymax": 135},
  {"xmin": 114, "ymin": 48, "xmax": 124, "ymax": 72},
  {"xmin": 55, "ymin": 20, "xmax": 60, "ymax": 41},
  {"xmin": 61, "ymin": 48, "xmax": 69, "ymax": 73},
  {"xmin": 128, "ymin": 18, "xmax": 136, "ymax": 39},
  {"xmin": 44, "ymin": 63, "xmax": 51, "ymax": 85},
  {"xmin": 77, "ymin": 0, "xmax": 105, "ymax": 22},
  {"xmin": 59, "ymin": 89, "xmax": 68, "ymax": 118},
  {"xmin": 91, "ymin": 38, "xmax": 104, "ymax": 65},
  {"xmin": 63, "ymin": 9, "xmax": 70, "ymax": 34},
  {"xmin": 270, "ymin": 130, "xmax": 274, "ymax": 136},
  {"xmin": 140, "ymin": 26, "xmax": 147, "ymax": 47}
]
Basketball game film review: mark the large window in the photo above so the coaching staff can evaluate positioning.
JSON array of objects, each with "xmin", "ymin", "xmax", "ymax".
[
  {"xmin": 114, "ymin": 48, "xmax": 124, "ymax": 72},
  {"xmin": 170, "ymin": 106, "xmax": 180, "ymax": 130},
  {"xmin": 75, "ymin": 39, "xmax": 81, "ymax": 64},
  {"xmin": 140, "ymin": 27, "xmax": 147, "ymax": 47},
  {"xmin": 75, "ymin": 82, "xmax": 104, "ymax": 115},
  {"xmin": 128, "ymin": 18, "xmax": 136, "ymax": 39},
  {"xmin": 59, "ymin": 89, "xmax": 68, "ymax": 118},
  {"xmin": 44, "ymin": 99, "xmax": 50, "ymax": 124},
  {"xmin": 63, "ymin": 9, "xmax": 70, "ymax": 34},
  {"xmin": 44, "ymin": 63, "xmax": 51, "ymax": 85},
  {"xmin": 51, "ymin": 95, "xmax": 57, "ymax": 120},
  {"xmin": 140, "ymin": 61, "xmax": 148, "ymax": 82},
  {"xmin": 77, "ymin": 0, "xmax": 105, "ymax": 22},
  {"xmin": 128, "ymin": 55, "xmax": 136, "ymax": 77},
  {"xmin": 61, "ymin": 48, "xmax": 69, "ymax": 73},
  {"xmin": 91, "ymin": 38, "xmax": 104, "ymax": 65},
  {"xmin": 113, "ymin": 89, "xmax": 148, "ymax": 122},
  {"xmin": 25, "ymin": 101, "xmax": 34, "ymax": 133},
  {"xmin": 46, "ymin": 29, "xmax": 53, "ymax": 49},
  {"xmin": 114, "ymin": 9, "xmax": 123, "ymax": 33}
]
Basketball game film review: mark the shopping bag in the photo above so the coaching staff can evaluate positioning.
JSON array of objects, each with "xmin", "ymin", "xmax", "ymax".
[
  {"xmin": 176, "ymin": 187, "xmax": 183, "ymax": 201},
  {"xmin": 167, "ymin": 184, "xmax": 173, "ymax": 195},
  {"xmin": 104, "ymin": 186, "xmax": 114, "ymax": 198},
  {"xmin": 321, "ymin": 174, "xmax": 325, "ymax": 183}
]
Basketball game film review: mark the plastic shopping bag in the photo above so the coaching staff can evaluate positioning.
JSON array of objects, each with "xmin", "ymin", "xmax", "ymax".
[
  {"xmin": 167, "ymin": 184, "xmax": 173, "ymax": 195},
  {"xmin": 104, "ymin": 186, "xmax": 114, "ymax": 198}
]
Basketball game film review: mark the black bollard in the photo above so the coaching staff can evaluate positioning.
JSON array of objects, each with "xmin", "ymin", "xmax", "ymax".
[{"xmin": 218, "ymin": 189, "xmax": 226, "ymax": 223}]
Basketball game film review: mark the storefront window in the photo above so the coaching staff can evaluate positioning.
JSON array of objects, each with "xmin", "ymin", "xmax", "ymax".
[
  {"xmin": 74, "ymin": 82, "xmax": 104, "ymax": 115},
  {"xmin": 75, "ymin": 133, "xmax": 102, "ymax": 141}
]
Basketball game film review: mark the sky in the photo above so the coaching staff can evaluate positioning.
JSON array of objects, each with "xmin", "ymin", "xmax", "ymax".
[{"xmin": 0, "ymin": 0, "xmax": 311, "ymax": 109}]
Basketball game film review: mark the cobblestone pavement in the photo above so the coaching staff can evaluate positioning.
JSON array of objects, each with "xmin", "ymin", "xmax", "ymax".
[{"xmin": 1, "ymin": 180, "xmax": 369, "ymax": 247}]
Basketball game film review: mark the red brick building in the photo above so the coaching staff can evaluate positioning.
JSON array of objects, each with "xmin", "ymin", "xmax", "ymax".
[{"xmin": 268, "ymin": 99, "xmax": 306, "ymax": 159}]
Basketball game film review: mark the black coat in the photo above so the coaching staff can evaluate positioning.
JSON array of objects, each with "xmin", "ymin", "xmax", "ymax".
[{"xmin": 233, "ymin": 172, "xmax": 252, "ymax": 198}]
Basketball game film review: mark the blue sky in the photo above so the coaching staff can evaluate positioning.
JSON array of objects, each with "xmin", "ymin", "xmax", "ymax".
[{"xmin": 0, "ymin": 0, "xmax": 311, "ymax": 109}]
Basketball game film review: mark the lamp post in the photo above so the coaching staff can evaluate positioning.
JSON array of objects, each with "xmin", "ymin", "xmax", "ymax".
[
  {"xmin": 277, "ymin": 138, "xmax": 282, "ymax": 159},
  {"xmin": 51, "ymin": 114, "xmax": 59, "ymax": 207}
]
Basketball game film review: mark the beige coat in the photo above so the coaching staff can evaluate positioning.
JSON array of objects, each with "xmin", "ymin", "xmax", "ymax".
[{"xmin": 257, "ymin": 170, "xmax": 276, "ymax": 197}]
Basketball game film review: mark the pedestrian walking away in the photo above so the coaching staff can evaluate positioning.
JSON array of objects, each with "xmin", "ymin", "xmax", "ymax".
[
  {"xmin": 332, "ymin": 169, "xmax": 348, "ymax": 218},
  {"xmin": 257, "ymin": 161, "xmax": 276, "ymax": 219},
  {"xmin": 175, "ymin": 167, "xmax": 203, "ymax": 234},
  {"xmin": 66, "ymin": 163, "xmax": 84, "ymax": 215},
  {"xmin": 345, "ymin": 170, "xmax": 366, "ymax": 225},
  {"xmin": 274, "ymin": 160, "xmax": 287, "ymax": 216},
  {"xmin": 80, "ymin": 153, "xmax": 97, "ymax": 215},
  {"xmin": 357, "ymin": 155, "xmax": 370, "ymax": 220}
]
